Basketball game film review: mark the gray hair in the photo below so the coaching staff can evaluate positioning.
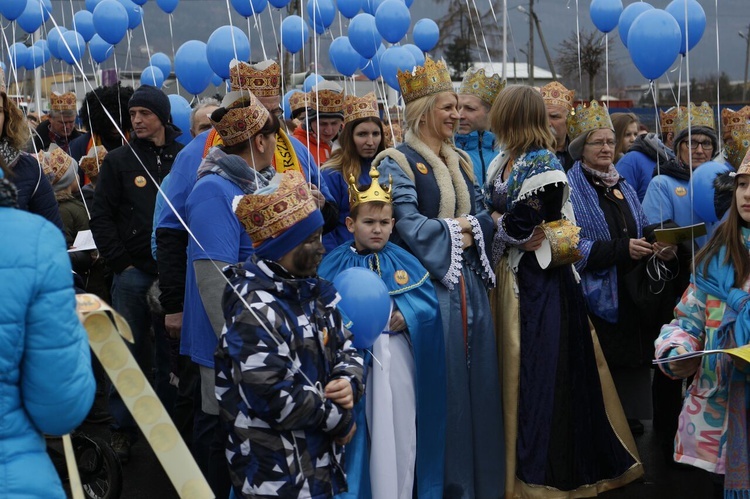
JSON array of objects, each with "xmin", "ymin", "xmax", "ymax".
[{"xmin": 190, "ymin": 98, "xmax": 221, "ymax": 128}]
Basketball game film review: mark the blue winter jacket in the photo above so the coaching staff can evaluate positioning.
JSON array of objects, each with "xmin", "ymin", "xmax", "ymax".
[
  {"xmin": 455, "ymin": 130, "xmax": 498, "ymax": 187},
  {"xmin": 0, "ymin": 207, "xmax": 95, "ymax": 498}
]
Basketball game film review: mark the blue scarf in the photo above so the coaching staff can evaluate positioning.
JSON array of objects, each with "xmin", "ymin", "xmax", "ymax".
[
  {"xmin": 568, "ymin": 161, "xmax": 646, "ymax": 323},
  {"xmin": 505, "ymin": 148, "xmax": 563, "ymax": 212}
]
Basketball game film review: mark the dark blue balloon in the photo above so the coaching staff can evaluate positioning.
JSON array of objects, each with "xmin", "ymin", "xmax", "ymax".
[
  {"xmin": 332, "ymin": 267, "xmax": 390, "ymax": 349},
  {"xmin": 206, "ymin": 26, "xmax": 250, "ymax": 79},
  {"xmin": 590, "ymin": 0, "xmax": 622, "ymax": 34},
  {"xmin": 93, "ymin": 0, "xmax": 129, "ymax": 45},
  {"xmin": 17, "ymin": 0, "xmax": 45, "ymax": 33},
  {"xmin": 174, "ymin": 40, "xmax": 212, "ymax": 95},
  {"xmin": 348, "ymin": 13, "xmax": 380, "ymax": 59},
  {"xmin": 329, "ymin": 36, "xmax": 360, "ymax": 77},
  {"xmin": 58, "ymin": 30, "xmax": 86, "ymax": 64},
  {"xmin": 268, "ymin": 0, "xmax": 290, "ymax": 8},
  {"xmin": 117, "ymin": 0, "xmax": 143, "ymax": 30},
  {"xmin": 360, "ymin": 43, "xmax": 384, "ymax": 80},
  {"xmin": 73, "ymin": 10, "xmax": 96, "ymax": 42},
  {"xmin": 211, "ymin": 73, "xmax": 224, "ymax": 87},
  {"xmin": 85, "ymin": 0, "xmax": 103, "ymax": 11},
  {"xmin": 41, "ymin": 0, "xmax": 52, "ymax": 21},
  {"xmin": 1, "ymin": 0, "xmax": 28, "ymax": 21},
  {"xmin": 402, "ymin": 44, "xmax": 424, "ymax": 67},
  {"xmin": 337, "ymin": 0, "xmax": 360, "ymax": 19},
  {"xmin": 281, "ymin": 15, "xmax": 309, "ymax": 54},
  {"xmin": 156, "ymin": 0, "xmax": 179, "ymax": 14},
  {"xmin": 131, "ymin": 0, "xmax": 147, "ymax": 5},
  {"xmin": 375, "ymin": 0, "xmax": 410, "ymax": 44},
  {"xmin": 692, "ymin": 161, "xmax": 731, "ymax": 223},
  {"xmin": 8, "ymin": 43, "xmax": 29, "ymax": 70},
  {"xmin": 150, "ymin": 52, "xmax": 172, "ymax": 78},
  {"xmin": 89, "ymin": 34, "xmax": 114, "ymax": 64},
  {"xmin": 231, "ymin": 0, "xmax": 268, "ymax": 17},
  {"xmin": 627, "ymin": 9, "xmax": 681, "ymax": 80},
  {"xmin": 307, "ymin": 0, "xmax": 336, "ymax": 34},
  {"xmin": 618, "ymin": 2, "xmax": 653, "ymax": 48},
  {"xmin": 361, "ymin": 0, "xmax": 383, "ymax": 15},
  {"xmin": 413, "ymin": 18, "xmax": 439, "ymax": 52},
  {"xmin": 665, "ymin": 0, "xmax": 706, "ymax": 55},
  {"xmin": 168, "ymin": 94, "xmax": 192, "ymax": 145},
  {"xmin": 380, "ymin": 45, "xmax": 415, "ymax": 90}
]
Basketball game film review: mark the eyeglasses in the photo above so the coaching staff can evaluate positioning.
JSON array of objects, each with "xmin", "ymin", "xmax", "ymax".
[
  {"xmin": 585, "ymin": 140, "xmax": 616, "ymax": 149},
  {"xmin": 684, "ymin": 140, "xmax": 714, "ymax": 150}
]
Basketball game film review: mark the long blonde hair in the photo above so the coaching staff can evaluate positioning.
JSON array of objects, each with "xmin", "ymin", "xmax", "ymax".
[{"xmin": 489, "ymin": 85, "xmax": 554, "ymax": 159}]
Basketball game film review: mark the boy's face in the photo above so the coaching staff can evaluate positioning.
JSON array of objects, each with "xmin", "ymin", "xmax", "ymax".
[{"xmin": 346, "ymin": 203, "xmax": 394, "ymax": 252}]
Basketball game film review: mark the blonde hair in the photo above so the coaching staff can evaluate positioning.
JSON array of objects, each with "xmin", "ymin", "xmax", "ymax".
[
  {"xmin": 1, "ymin": 93, "xmax": 30, "ymax": 150},
  {"xmin": 489, "ymin": 85, "xmax": 555, "ymax": 159}
]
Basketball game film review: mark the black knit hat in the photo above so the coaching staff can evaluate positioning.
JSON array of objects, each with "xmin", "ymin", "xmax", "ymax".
[{"xmin": 128, "ymin": 85, "xmax": 171, "ymax": 125}]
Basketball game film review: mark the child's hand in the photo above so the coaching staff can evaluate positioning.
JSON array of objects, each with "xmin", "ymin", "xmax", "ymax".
[
  {"xmin": 389, "ymin": 310, "xmax": 406, "ymax": 332},
  {"xmin": 335, "ymin": 422, "xmax": 357, "ymax": 445},
  {"xmin": 668, "ymin": 346, "xmax": 701, "ymax": 378},
  {"xmin": 325, "ymin": 378, "xmax": 354, "ymax": 409}
]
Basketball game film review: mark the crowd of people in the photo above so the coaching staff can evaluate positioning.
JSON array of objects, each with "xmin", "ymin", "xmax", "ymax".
[{"xmin": 2, "ymin": 52, "xmax": 750, "ymax": 499}]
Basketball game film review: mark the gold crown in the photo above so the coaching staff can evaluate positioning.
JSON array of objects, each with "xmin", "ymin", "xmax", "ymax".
[
  {"xmin": 309, "ymin": 89, "xmax": 344, "ymax": 115},
  {"xmin": 229, "ymin": 59, "xmax": 281, "ymax": 97},
  {"xmin": 288, "ymin": 91, "xmax": 309, "ymax": 115},
  {"xmin": 540, "ymin": 81, "xmax": 575, "ymax": 111},
  {"xmin": 49, "ymin": 91, "xmax": 78, "ymax": 112},
  {"xmin": 38, "ymin": 146, "xmax": 75, "ymax": 185},
  {"xmin": 458, "ymin": 67, "xmax": 505, "ymax": 106},
  {"xmin": 660, "ymin": 107, "xmax": 681, "ymax": 135},
  {"xmin": 537, "ymin": 219, "xmax": 582, "ymax": 269},
  {"xmin": 726, "ymin": 124, "xmax": 750, "ymax": 170},
  {"xmin": 675, "ymin": 102, "xmax": 715, "ymax": 135},
  {"xmin": 567, "ymin": 100, "xmax": 613, "ymax": 140},
  {"xmin": 79, "ymin": 146, "xmax": 108, "ymax": 178},
  {"xmin": 234, "ymin": 170, "xmax": 318, "ymax": 244},
  {"xmin": 722, "ymin": 107, "xmax": 750, "ymax": 135},
  {"xmin": 210, "ymin": 92, "xmax": 269, "ymax": 146},
  {"xmin": 343, "ymin": 92, "xmax": 379, "ymax": 125},
  {"xmin": 397, "ymin": 57, "xmax": 453, "ymax": 104},
  {"xmin": 348, "ymin": 165, "xmax": 392, "ymax": 210}
]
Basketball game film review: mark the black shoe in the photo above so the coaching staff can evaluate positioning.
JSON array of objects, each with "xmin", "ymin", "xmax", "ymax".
[
  {"xmin": 85, "ymin": 406, "xmax": 113, "ymax": 424},
  {"xmin": 628, "ymin": 418, "xmax": 645, "ymax": 436},
  {"xmin": 110, "ymin": 431, "xmax": 132, "ymax": 463}
]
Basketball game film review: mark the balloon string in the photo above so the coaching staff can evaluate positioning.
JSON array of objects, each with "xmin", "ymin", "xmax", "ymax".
[
  {"xmin": 461, "ymin": 0, "xmax": 483, "ymax": 64},
  {"xmin": 248, "ymin": 5, "xmax": 268, "ymax": 61},
  {"xmin": 649, "ymin": 80, "xmax": 665, "ymax": 230},
  {"xmin": 267, "ymin": 7, "xmax": 280, "ymax": 60},
  {"xmin": 125, "ymin": 31, "xmax": 134, "ymax": 85},
  {"xmin": 683, "ymin": 0, "xmax": 696, "ymax": 278},
  {"xmin": 605, "ymin": 35, "xmax": 609, "ymax": 103},
  {"xmin": 224, "ymin": 0, "xmax": 240, "ymax": 69},
  {"xmin": 714, "ymin": 0, "xmax": 721, "ymax": 146},
  {"xmin": 468, "ymin": 0, "xmax": 493, "ymax": 64},
  {"xmin": 168, "ymin": 14, "xmax": 180, "ymax": 94},
  {"xmin": 575, "ymin": 0, "xmax": 583, "ymax": 94}
]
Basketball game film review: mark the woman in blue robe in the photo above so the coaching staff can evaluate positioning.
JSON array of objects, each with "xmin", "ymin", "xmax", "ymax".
[{"xmin": 373, "ymin": 57, "xmax": 504, "ymax": 499}]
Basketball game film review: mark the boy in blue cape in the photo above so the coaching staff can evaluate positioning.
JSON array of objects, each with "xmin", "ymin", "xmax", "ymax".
[{"xmin": 318, "ymin": 166, "xmax": 445, "ymax": 499}]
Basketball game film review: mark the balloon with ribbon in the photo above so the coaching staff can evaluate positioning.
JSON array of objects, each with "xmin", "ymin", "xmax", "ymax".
[
  {"xmin": 117, "ymin": 0, "xmax": 143, "ymax": 30},
  {"xmin": 692, "ymin": 161, "xmax": 732, "ymax": 223},
  {"xmin": 413, "ymin": 18, "xmax": 439, "ymax": 52},
  {"xmin": 73, "ymin": 10, "xmax": 96, "ymax": 42},
  {"xmin": 0, "ymin": 0, "xmax": 28, "ymax": 21},
  {"xmin": 141, "ymin": 66, "xmax": 165, "ymax": 88},
  {"xmin": 360, "ymin": 43, "xmax": 385, "ymax": 80},
  {"xmin": 58, "ymin": 30, "xmax": 86, "ymax": 65},
  {"xmin": 89, "ymin": 34, "xmax": 114, "ymax": 64},
  {"xmin": 206, "ymin": 26, "xmax": 250, "ymax": 80},
  {"xmin": 665, "ymin": 0, "xmax": 706, "ymax": 56},
  {"xmin": 627, "ymin": 9, "xmax": 681, "ymax": 81},
  {"xmin": 380, "ymin": 45, "xmax": 416, "ymax": 90},
  {"xmin": 231, "ymin": 0, "xmax": 268, "ymax": 17},
  {"xmin": 156, "ymin": 0, "xmax": 179, "ymax": 14},
  {"xmin": 168, "ymin": 94, "xmax": 193, "ymax": 146},
  {"xmin": 280, "ymin": 15, "xmax": 309, "ymax": 54},
  {"xmin": 329, "ymin": 36, "xmax": 360, "ymax": 77},
  {"xmin": 150, "ymin": 52, "xmax": 172, "ymax": 79},
  {"xmin": 47, "ymin": 27, "xmax": 68, "ymax": 60},
  {"xmin": 332, "ymin": 267, "xmax": 391, "ymax": 349},
  {"xmin": 337, "ymin": 0, "xmax": 360, "ymax": 19},
  {"xmin": 93, "ymin": 0, "xmax": 129, "ymax": 45},
  {"xmin": 402, "ymin": 43, "xmax": 425, "ymax": 67},
  {"xmin": 307, "ymin": 0, "xmax": 336, "ymax": 35},
  {"xmin": 618, "ymin": 2, "xmax": 653, "ymax": 48},
  {"xmin": 174, "ymin": 40, "xmax": 213, "ymax": 95},
  {"xmin": 17, "ymin": 0, "xmax": 45, "ymax": 34},
  {"xmin": 348, "ymin": 13, "xmax": 380, "ymax": 59},
  {"xmin": 8, "ymin": 43, "xmax": 30, "ymax": 71},
  {"xmin": 303, "ymin": 73, "xmax": 324, "ymax": 92},
  {"xmin": 590, "ymin": 0, "xmax": 623, "ymax": 34},
  {"xmin": 375, "ymin": 0, "xmax": 411, "ymax": 44},
  {"xmin": 34, "ymin": 39, "xmax": 51, "ymax": 64}
]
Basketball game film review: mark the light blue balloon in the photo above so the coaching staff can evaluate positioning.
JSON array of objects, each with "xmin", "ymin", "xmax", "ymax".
[
  {"xmin": 156, "ymin": 0, "xmax": 179, "ymax": 14},
  {"xmin": 337, "ymin": 0, "xmax": 360, "ymax": 19},
  {"xmin": 627, "ymin": 9, "xmax": 681, "ymax": 80},
  {"xmin": 380, "ymin": 45, "xmax": 415, "ymax": 90},
  {"xmin": 375, "ymin": 0, "xmax": 410, "ymax": 44},
  {"xmin": 280, "ymin": 15, "xmax": 309, "ymax": 54},
  {"xmin": 413, "ymin": 18, "xmax": 439, "ymax": 52},
  {"xmin": 58, "ymin": 30, "xmax": 86, "ymax": 64},
  {"xmin": 93, "ymin": 0, "xmax": 129, "ymax": 45},
  {"xmin": 8, "ymin": 43, "xmax": 29, "ymax": 70},
  {"xmin": 0, "ymin": 0, "xmax": 28, "ymax": 21},
  {"xmin": 665, "ymin": 0, "xmax": 706, "ymax": 56},
  {"xmin": 17, "ymin": 0, "xmax": 45, "ymax": 33},
  {"xmin": 283, "ymin": 89, "xmax": 301, "ymax": 119},
  {"xmin": 117, "ymin": 0, "xmax": 143, "ymax": 30},
  {"xmin": 402, "ymin": 44, "xmax": 424, "ymax": 67},
  {"xmin": 174, "ymin": 40, "xmax": 212, "ymax": 95},
  {"xmin": 34, "ymin": 39, "xmax": 51, "ymax": 63},
  {"xmin": 231, "ymin": 0, "xmax": 268, "ymax": 17},
  {"xmin": 73, "ymin": 10, "xmax": 96, "ymax": 42},
  {"xmin": 206, "ymin": 26, "xmax": 250, "ymax": 80},
  {"xmin": 590, "ymin": 0, "xmax": 622, "ymax": 34},
  {"xmin": 348, "ymin": 13, "xmax": 380, "ymax": 59},
  {"xmin": 150, "ymin": 52, "xmax": 172, "ymax": 78},
  {"xmin": 85, "ymin": 0, "xmax": 104, "ymax": 12},
  {"xmin": 47, "ymin": 27, "xmax": 68, "ymax": 59},
  {"xmin": 140, "ymin": 65, "xmax": 165, "ymax": 88},
  {"xmin": 618, "ymin": 2, "xmax": 653, "ymax": 48},
  {"xmin": 89, "ymin": 34, "xmax": 114, "ymax": 64},
  {"xmin": 329, "ymin": 36, "xmax": 360, "ymax": 77},
  {"xmin": 303, "ymin": 73, "xmax": 324, "ymax": 92},
  {"xmin": 307, "ymin": 0, "xmax": 336, "ymax": 34},
  {"xmin": 168, "ymin": 94, "xmax": 192, "ymax": 145},
  {"xmin": 211, "ymin": 73, "xmax": 224, "ymax": 87}
]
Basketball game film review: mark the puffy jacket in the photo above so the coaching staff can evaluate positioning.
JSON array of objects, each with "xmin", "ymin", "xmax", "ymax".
[
  {"xmin": 7, "ymin": 152, "xmax": 63, "ymax": 229},
  {"xmin": 0, "ymin": 206, "xmax": 95, "ymax": 498},
  {"xmin": 455, "ymin": 130, "xmax": 498, "ymax": 186}
]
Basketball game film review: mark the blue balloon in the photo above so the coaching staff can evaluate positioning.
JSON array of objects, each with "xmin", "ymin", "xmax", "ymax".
[
  {"xmin": 329, "ymin": 36, "xmax": 360, "ymax": 77},
  {"xmin": 150, "ymin": 52, "xmax": 172, "ymax": 78},
  {"xmin": 231, "ymin": 0, "xmax": 268, "ymax": 17},
  {"xmin": 666, "ymin": 0, "xmax": 706, "ymax": 56},
  {"xmin": 618, "ymin": 2, "xmax": 653, "ymax": 48},
  {"xmin": 8, "ymin": 43, "xmax": 29, "ymax": 70},
  {"xmin": 58, "ymin": 30, "xmax": 86, "ymax": 64},
  {"xmin": 211, "ymin": 73, "xmax": 224, "ymax": 87},
  {"xmin": 361, "ymin": 0, "xmax": 383, "ymax": 15},
  {"xmin": 590, "ymin": 0, "xmax": 622, "ymax": 34},
  {"xmin": 89, "ymin": 34, "xmax": 114, "ymax": 63},
  {"xmin": 268, "ymin": 0, "xmax": 290, "ymax": 8},
  {"xmin": 174, "ymin": 40, "xmax": 212, "ymax": 95},
  {"xmin": 34, "ymin": 39, "xmax": 51, "ymax": 64},
  {"xmin": 141, "ymin": 65, "xmax": 165, "ymax": 88},
  {"xmin": 402, "ymin": 44, "xmax": 424, "ymax": 67},
  {"xmin": 360, "ymin": 43, "xmax": 384, "ymax": 80},
  {"xmin": 93, "ymin": 0, "xmax": 129, "ymax": 45},
  {"xmin": 413, "ymin": 18, "xmax": 439, "ymax": 52},
  {"xmin": 156, "ymin": 0, "xmax": 179, "ymax": 14},
  {"xmin": 1, "ymin": 0, "xmax": 28, "ymax": 21},
  {"xmin": 41, "ymin": 0, "xmax": 52, "ymax": 21},
  {"xmin": 307, "ymin": 0, "xmax": 336, "ymax": 34},
  {"xmin": 692, "ymin": 161, "xmax": 731, "ymax": 223},
  {"xmin": 281, "ymin": 15, "xmax": 309, "ymax": 54},
  {"xmin": 206, "ymin": 26, "xmax": 250, "ymax": 80},
  {"xmin": 85, "ymin": 0, "xmax": 103, "ymax": 12},
  {"xmin": 375, "ymin": 0, "xmax": 410, "ymax": 43},
  {"xmin": 627, "ymin": 9, "xmax": 681, "ymax": 80},
  {"xmin": 303, "ymin": 73, "xmax": 324, "ymax": 92},
  {"xmin": 283, "ymin": 89, "xmax": 301, "ymax": 119},
  {"xmin": 337, "ymin": 0, "xmax": 360, "ymax": 19},
  {"xmin": 24, "ymin": 45, "xmax": 41, "ymax": 69},
  {"xmin": 132, "ymin": 0, "xmax": 147, "ymax": 5},
  {"xmin": 380, "ymin": 45, "xmax": 415, "ymax": 90},
  {"xmin": 168, "ymin": 94, "xmax": 192, "ymax": 145},
  {"xmin": 348, "ymin": 13, "xmax": 380, "ymax": 59},
  {"xmin": 73, "ymin": 11, "xmax": 96, "ymax": 42},
  {"xmin": 47, "ymin": 27, "xmax": 68, "ymax": 59},
  {"xmin": 117, "ymin": 0, "xmax": 143, "ymax": 30},
  {"xmin": 332, "ymin": 267, "xmax": 390, "ymax": 349},
  {"xmin": 17, "ymin": 0, "xmax": 45, "ymax": 33}
]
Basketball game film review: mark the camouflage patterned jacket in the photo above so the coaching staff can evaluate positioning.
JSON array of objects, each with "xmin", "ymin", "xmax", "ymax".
[{"xmin": 215, "ymin": 257, "xmax": 365, "ymax": 499}]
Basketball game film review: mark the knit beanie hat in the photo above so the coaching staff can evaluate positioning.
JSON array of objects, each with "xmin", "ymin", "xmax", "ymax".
[{"xmin": 128, "ymin": 85, "xmax": 171, "ymax": 125}]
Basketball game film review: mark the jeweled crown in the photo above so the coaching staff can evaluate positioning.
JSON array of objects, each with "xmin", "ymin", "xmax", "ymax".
[
  {"xmin": 309, "ymin": 88, "xmax": 344, "ymax": 115},
  {"xmin": 660, "ymin": 107, "xmax": 681, "ymax": 135},
  {"xmin": 540, "ymin": 81, "xmax": 575, "ymax": 112},
  {"xmin": 348, "ymin": 165, "xmax": 392, "ymax": 210},
  {"xmin": 736, "ymin": 143, "xmax": 750, "ymax": 176},
  {"xmin": 38, "ymin": 146, "xmax": 75, "ymax": 185},
  {"xmin": 567, "ymin": 100, "xmax": 613, "ymax": 140},
  {"xmin": 343, "ymin": 92, "xmax": 379, "ymax": 125},
  {"xmin": 229, "ymin": 59, "xmax": 281, "ymax": 97},
  {"xmin": 674, "ymin": 102, "xmax": 715, "ymax": 135},
  {"xmin": 722, "ymin": 107, "xmax": 750, "ymax": 135},
  {"xmin": 458, "ymin": 67, "xmax": 505, "ymax": 107},
  {"xmin": 49, "ymin": 91, "xmax": 78, "ymax": 112},
  {"xmin": 210, "ymin": 92, "xmax": 269, "ymax": 146},
  {"xmin": 79, "ymin": 146, "xmax": 108, "ymax": 178},
  {"xmin": 726, "ymin": 124, "xmax": 750, "ymax": 170},
  {"xmin": 288, "ymin": 91, "xmax": 309, "ymax": 116},
  {"xmin": 396, "ymin": 57, "xmax": 453, "ymax": 104}
]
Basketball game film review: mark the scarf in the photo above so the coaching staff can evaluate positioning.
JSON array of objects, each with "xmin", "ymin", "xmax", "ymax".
[
  {"xmin": 568, "ymin": 161, "xmax": 646, "ymax": 323},
  {"xmin": 0, "ymin": 138, "xmax": 21, "ymax": 169},
  {"xmin": 629, "ymin": 133, "xmax": 674, "ymax": 164},
  {"xmin": 580, "ymin": 161, "xmax": 620, "ymax": 188},
  {"xmin": 653, "ymin": 157, "xmax": 691, "ymax": 181},
  {"xmin": 0, "ymin": 178, "xmax": 17, "ymax": 207},
  {"xmin": 197, "ymin": 147, "xmax": 275, "ymax": 194},
  {"xmin": 692, "ymin": 239, "xmax": 750, "ymax": 498}
]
